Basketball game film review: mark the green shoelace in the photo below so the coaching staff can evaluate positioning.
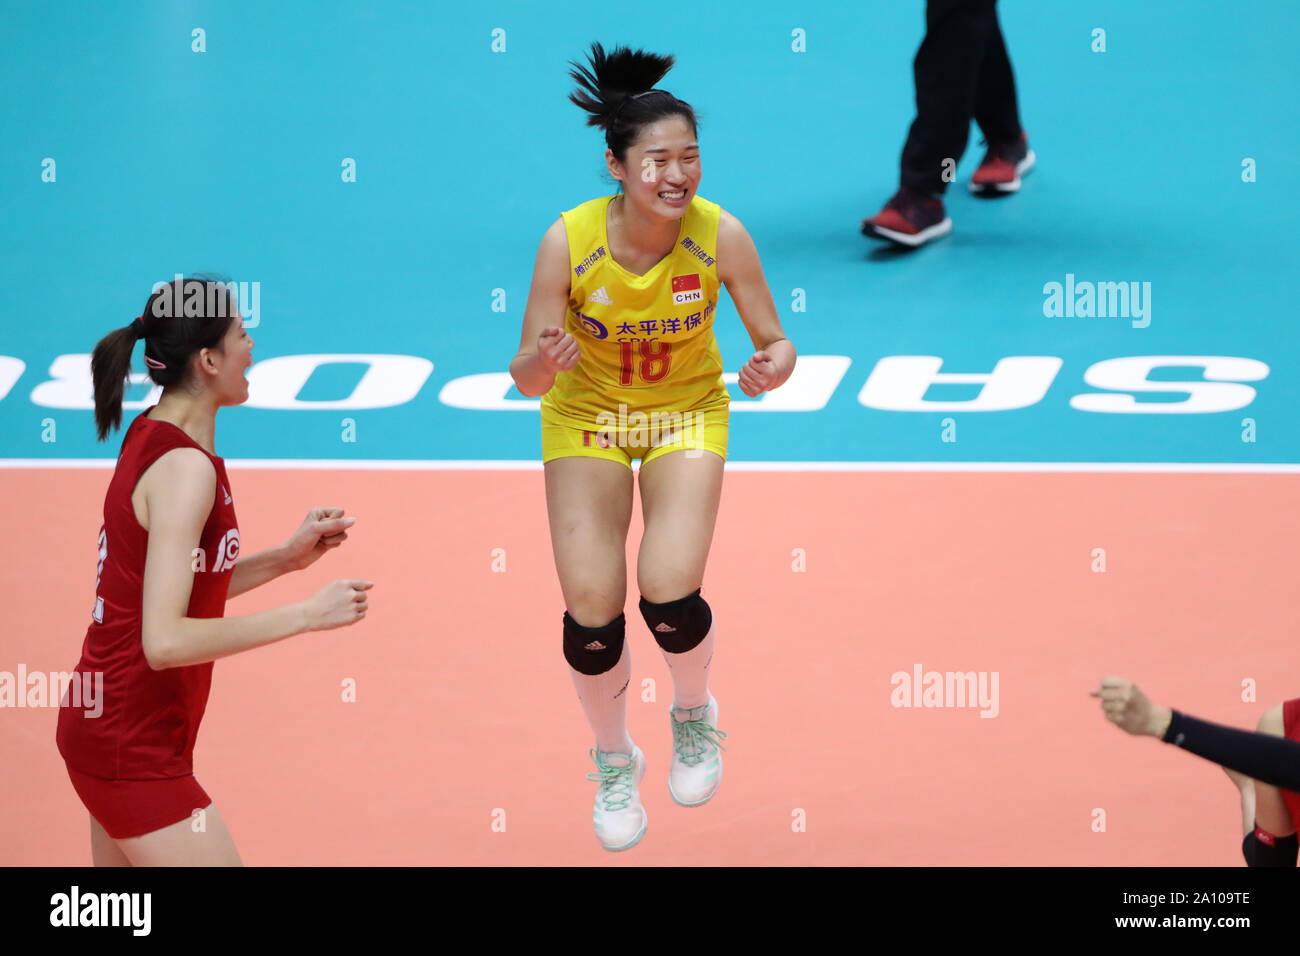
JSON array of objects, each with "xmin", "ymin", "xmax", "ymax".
[
  {"xmin": 587, "ymin": 749, "xmax": 636, "ymax": 812},
  {"xmin": 671, "ymin": 708, "xmax": 728, "ymax": 767}
]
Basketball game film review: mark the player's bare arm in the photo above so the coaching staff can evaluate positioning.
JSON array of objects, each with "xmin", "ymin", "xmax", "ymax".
[
  {"xmin": 511, "ymin": 217, "xmax": 577, "ymax": 397},
  {"xmin": 716, "ymin": 208, "xmax": 795, "ymax": 398}
]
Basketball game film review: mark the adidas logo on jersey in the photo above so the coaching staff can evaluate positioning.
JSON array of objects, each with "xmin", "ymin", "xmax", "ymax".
[
  {"xmin": 221, "ymin": 485, "xmax": 232, "ymax": 505},
  {"xmin": 655, "ymin": 623, "xmax": 677, "ymax": 633},
  {"xmin": 589, "ymin": 286, "xmax": 613, "ymax": 306},
  {"xmin": 585, "ymin": 640, "xmax": 607, "ymax": 651}
]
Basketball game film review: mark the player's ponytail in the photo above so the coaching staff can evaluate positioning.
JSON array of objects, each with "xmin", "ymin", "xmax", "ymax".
[
  {"xmin": 91, "ymin": 324, "xmax": 139, "ymax": 442},
  {"xmin": 91, "ymin": 275, "xmax": 241, "ymax": 442},
  {"xmin": 567, "ymin": 42, "xmax": 698, "ymax": 164}
]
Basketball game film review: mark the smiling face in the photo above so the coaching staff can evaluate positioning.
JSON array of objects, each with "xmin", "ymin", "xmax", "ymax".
[
  {"xmin": 607, "ymin": 113, "xmax": 701, "ymax": 221},
  {"xmin": 196, "ymin": 302, "xmax": 254, "ymax": 407}
]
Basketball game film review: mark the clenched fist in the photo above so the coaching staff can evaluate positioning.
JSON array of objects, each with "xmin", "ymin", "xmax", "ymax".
[
  {"xmin": 538, "ymin": 327, "xmax": 580, "ymax": 374},
  {"xmin": 1090, "ymin": 676, "xmax": 1172, "ymax": 738},
  {"xmin": 303, "ymin": 579, "xmax": 373, "ymax": 631},
  {"xmin": 737, "ymin": 350, "xmax": 777, "ymax": 397}
]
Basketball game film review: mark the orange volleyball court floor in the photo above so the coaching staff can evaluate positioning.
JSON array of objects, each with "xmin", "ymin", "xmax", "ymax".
[{"xmin": 1, "ymin": 467, "xmax": 1295, "ymax": 865}]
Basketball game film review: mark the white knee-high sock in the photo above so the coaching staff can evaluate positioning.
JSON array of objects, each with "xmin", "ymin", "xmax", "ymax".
[
  {"xmin": 570, "ymin": 640, "xmax": 635, "ymax": 755},
  {"xmin": 661, "ymin": 620, "xmax": 716, "ymax": 714}
]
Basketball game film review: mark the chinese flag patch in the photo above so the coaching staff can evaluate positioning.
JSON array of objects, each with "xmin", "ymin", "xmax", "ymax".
[{"xmin": 672, "ymin": 274, "xmax": 701, "ymax": 293}]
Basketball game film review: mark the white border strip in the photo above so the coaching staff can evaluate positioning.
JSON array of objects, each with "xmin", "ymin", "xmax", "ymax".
[{"xmin": 1, "ymin": 459, "xmax": 1298, "ymax": 473}]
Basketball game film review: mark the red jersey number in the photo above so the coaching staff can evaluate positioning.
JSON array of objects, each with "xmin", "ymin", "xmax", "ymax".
[
  {"xmin": 95, "ymin": 527, "xmax": 107, "ymax": 589},
  {"xmin": 619, "ymin": 340, "xmax": 673, "ymax": 386},
  {"xmin": 92, "ymin": 527, "xmax": 107, "ymax": 623}
]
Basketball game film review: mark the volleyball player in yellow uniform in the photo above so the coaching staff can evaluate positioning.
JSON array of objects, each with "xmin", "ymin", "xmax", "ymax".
[{"xmin": 510, "ymin": 43, "xmax": 796, "ymax": 851}]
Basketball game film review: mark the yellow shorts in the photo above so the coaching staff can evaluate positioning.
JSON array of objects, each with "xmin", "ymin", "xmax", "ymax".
[{"xmin": 541, "ymin": 406, "xmax": 729, "ymax": 469}]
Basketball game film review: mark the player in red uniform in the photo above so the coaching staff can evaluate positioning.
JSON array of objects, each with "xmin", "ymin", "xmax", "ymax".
[
  {"xmin": 1216, "ymin": 699, "xmax": 1300, "ymax": 866},
  {"xmin": 57, "ymin": 277, "xmax": 374, "ymax": 866},
  {"xmin": 1094, "ymin": 676, "xmax": 1300, "ymax": 866}
]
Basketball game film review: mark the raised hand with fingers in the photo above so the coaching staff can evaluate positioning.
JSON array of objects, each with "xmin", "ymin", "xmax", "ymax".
[{"xmin": 284, "ymin": 507, "xmax": 357, "ymax": 572}]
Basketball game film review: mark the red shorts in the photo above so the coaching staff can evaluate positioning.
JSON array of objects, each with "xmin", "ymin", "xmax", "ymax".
[{"xmin": 66, "ymin": 764, "xmax": 212, "ymax": 840}]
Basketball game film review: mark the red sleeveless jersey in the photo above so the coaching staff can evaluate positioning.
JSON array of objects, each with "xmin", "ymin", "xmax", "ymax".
[
  {"xmin": 56, "ymin": 407, "xmax": 240, "ymax": 779},
  {"xmin": 1279, "ymin": 699, "xmax": 1300, "ymax": 829}
]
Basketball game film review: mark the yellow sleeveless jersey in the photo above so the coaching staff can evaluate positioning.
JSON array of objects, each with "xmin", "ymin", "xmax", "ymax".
[{"xmin": 540, "ymin": 194, "xmax": 730, "ymax": 430}]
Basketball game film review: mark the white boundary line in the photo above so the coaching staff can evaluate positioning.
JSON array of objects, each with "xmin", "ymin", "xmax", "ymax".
[{"xmin": 1, "ymin": 459, "xmax": 1298, "ymax": 473}]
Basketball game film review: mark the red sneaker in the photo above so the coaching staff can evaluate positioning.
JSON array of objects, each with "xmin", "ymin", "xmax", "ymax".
[
  {"xmin": 860, "ymin": 187, "xmax": 953, "ymax": 247},
  {"xmin": 969, "ymin": 132, "xmax": 1035, "ymax": 194}
]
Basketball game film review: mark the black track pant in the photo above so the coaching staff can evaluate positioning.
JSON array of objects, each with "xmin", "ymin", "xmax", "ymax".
[{"xmin": 899, "ymin": 0, "xmax": 1024, "ymax": 195}]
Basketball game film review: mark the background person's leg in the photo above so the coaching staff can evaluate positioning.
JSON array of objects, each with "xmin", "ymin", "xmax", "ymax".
[
  {"xmin": 900, "ymin": 0, "xmax": 1000, "ymax": 195},
  {"xmin": 972, "ymin": 3, "xmax": 1024, "ymax": 146}
]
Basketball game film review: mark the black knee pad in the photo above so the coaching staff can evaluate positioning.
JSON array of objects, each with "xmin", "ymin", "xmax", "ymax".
[
  {"xmin": 562, "ymin": 611, "xmax": 625, "ymax": 675},
  {"xmin": 1242, "ymin": 826, "xmax": 1299, "ymax": 867},
  {"xmin": 640, "ymin": 588, "xmax": 712, "ymax": 654}
]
